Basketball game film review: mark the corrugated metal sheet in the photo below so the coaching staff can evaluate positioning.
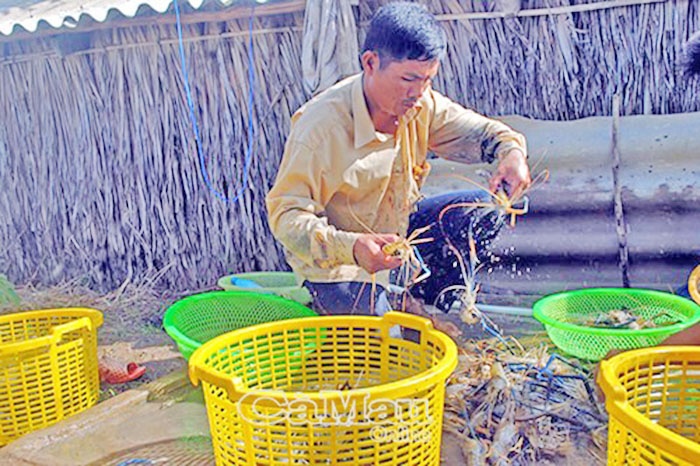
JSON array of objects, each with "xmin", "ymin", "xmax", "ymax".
[
  {"xmin": 0, "ymin": 0, "xmax": 235, "ymax": 36},
  {"xmin": 424, "ymin": 113, "xmax": 700, "ymax": 305}
]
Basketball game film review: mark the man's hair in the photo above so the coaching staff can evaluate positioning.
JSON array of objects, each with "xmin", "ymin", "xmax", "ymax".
[
  {"xmin": 362, "ymin": 2, "xmax": 447, "ymax": 66},
  {"xmin": 682, "ymin": 31, "xmax": 700, "ymax": 76}
]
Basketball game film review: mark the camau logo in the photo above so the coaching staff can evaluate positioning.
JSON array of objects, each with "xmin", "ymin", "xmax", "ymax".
[{"xmin": 236, "ymin": 392, "xmax": 433, "ymax": 444}]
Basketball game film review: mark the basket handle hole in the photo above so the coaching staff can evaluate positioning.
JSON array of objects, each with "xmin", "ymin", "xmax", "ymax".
[{"xmin": 402, "ymin": 327, "xmax": 421, "ymax": 343}]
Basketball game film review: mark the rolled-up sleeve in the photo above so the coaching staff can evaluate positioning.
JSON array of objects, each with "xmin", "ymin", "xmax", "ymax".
[
  {"xmin": 428, "ymin": 91, "xmax": 526, "ymax": 163},
  {"xmin": 266, "ymin": 137, "xmax": 360, "ymax": 269}
]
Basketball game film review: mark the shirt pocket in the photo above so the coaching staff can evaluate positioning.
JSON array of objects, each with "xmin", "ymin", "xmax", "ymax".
[
  {"xmin": 339, "ymin": 147, "xmax": 396, "ymax": 228},
  {"xmin": 341, "ymin": 147, "xmax": 395, "ymax": 200}
]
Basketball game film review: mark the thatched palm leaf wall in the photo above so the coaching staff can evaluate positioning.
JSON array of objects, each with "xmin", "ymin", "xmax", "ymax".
[
  {"xmin": 0, "ymin": 1, "xmax": 698, "ymax": 291},
  {"xmin": 361, "ymin": 0, "xmax": 700, "ymax": 118},
  {"xmin": 0, "ymin": 12, "xmax": 308, "ymax": 290}
]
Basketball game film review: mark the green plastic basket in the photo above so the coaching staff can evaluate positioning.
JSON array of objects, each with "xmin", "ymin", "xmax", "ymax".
[
  {"xmin": 163, "ymin": 291, "xmax": 317, "ymax": 360},
  {"xmin": 217, "ymin": 271, "xmax": 312, "ymax": 305},
  {"xmin": 533, "ymin": 288, "xmax": 700, "ymax": 361}
]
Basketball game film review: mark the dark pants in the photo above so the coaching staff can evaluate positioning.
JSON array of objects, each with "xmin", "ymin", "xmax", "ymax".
[
  {"xmin": 408, "ymin": 190, "xmax": 505, "ymax": 311},
  {"xmin": 305, "ymin": 190, "xmax": 505, "ymax": 315},
  {"xmin": 303, "ymin": 281, "xmax": 392, "ymax": 316}
]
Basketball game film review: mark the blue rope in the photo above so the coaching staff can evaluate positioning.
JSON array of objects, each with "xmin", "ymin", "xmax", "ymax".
[
  {"xmin": 173, "ymin": 0, "xmax": 256, "ymax": 203},
  {"xmin": 117, "ymin": 460, "xmax": 152, "ymax": 466}
]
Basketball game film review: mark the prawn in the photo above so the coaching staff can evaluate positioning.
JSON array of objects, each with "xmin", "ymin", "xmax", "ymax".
[{"xmin": 346, "ymin": 198, "xmax": 434, "ymax": 313}]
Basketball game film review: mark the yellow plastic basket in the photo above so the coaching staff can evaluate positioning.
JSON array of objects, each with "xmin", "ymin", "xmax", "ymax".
[
  {"xmin": 189, "ymin": 311, "xmax": 458, "ymax": 465},
  {"xmin": 0, "ymin": 308, "xmax": 103, "ymax": 445},
  {"xmin": 689, "ymin": 265, "xmax": 700, "ymax": 305},
  {"xmin": 598, "ymin": 346, "xmax": 700, "ymax": 465}
]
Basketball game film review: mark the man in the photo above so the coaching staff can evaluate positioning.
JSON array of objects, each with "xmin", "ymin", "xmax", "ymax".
[
  {"xmin": 266, "ymin": 2, "xmax": 530, "ymax": 322},
  {"xmin": 682, "ymin": 30, "xmax": 700, "ymax": 76}
]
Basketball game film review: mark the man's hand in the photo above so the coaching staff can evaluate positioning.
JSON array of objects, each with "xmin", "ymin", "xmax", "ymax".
[
  {"xmin": 353, "ymin": 233, "xmax": 403, "ymax": 274},
  {"xmin": 489, "ymin": 148, "xmax": 531, "ymax": 198},
  {"xmin": 595, "ymin": 324, "xmax": 700, "ymax": 401},
  {"xmin": 660, "ymin": 322, "xmax": 700, "ymax": 345}
]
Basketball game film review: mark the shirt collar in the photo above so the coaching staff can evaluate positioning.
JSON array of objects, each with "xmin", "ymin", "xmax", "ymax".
[{"xmin": 352, "ymin": 74, "xmax": 425, "ymax": 149}]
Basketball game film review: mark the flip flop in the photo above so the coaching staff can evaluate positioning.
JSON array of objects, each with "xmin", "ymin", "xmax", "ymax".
[{"xmin": 99, "ymin": 357, "xmax": 147, "ymax": 384}]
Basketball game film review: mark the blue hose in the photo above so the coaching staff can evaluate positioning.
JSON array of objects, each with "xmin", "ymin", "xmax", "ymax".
[{"xmin": 172, "ymin": 0, "xmax": 256, "ymax": 203}]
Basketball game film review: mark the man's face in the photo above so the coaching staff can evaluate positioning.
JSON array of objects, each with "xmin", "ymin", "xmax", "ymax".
[{"xmin": 362, "ymin": 52, "xmax": 441, "ymax": 118}]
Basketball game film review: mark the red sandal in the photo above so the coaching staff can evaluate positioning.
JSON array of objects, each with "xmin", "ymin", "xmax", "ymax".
[{"xmin": 98, "ymin": 357, "xmax": 147, "ymax": 384}]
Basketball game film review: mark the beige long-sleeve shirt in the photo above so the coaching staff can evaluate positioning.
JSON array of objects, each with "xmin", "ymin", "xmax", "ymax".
[{"xmin": 266, "ymin": 73, "xmax": 526, "ymax": 287}]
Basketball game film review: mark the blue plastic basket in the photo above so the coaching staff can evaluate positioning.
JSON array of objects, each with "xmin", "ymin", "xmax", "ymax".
[{"xmin": 217, "ymin": 271, "xmax": 312, "ymax": 305}]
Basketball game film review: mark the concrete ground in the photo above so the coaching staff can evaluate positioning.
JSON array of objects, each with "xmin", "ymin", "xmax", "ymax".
[{"xmin": 0, "ymin": 368, "xmax": 467, "ymax": 465}]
